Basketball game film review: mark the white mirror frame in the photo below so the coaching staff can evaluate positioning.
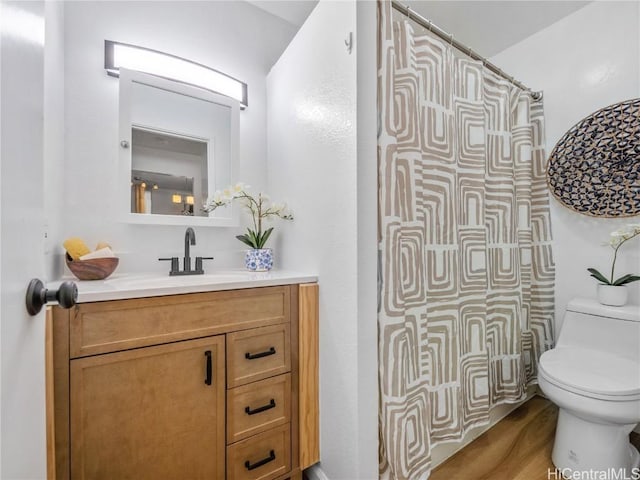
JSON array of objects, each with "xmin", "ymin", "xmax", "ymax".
[{"xmin": 118, "ymin": 68, "xmax": 240, "ymax": 226}]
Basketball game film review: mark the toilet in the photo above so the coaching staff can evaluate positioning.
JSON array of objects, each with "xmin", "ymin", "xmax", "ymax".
[{"xmin": 538, "ymin": 298, "xmax": 640, "ymax": 475}]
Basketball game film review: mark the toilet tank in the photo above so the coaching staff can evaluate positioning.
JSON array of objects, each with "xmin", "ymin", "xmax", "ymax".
[{"xmin": 557, "ymin": 298, "xmax": 640, "ymax": 362}]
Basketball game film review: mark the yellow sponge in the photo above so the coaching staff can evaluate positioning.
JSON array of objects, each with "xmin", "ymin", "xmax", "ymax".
[{"xmin": 63, "ymin": 237, "xmax": 91, "ymax": 261}]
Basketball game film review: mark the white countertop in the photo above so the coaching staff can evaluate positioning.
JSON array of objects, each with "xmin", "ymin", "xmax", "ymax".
[{"xmin": 50, "ymin": 270, "xmax": 318, "ymax": 303}]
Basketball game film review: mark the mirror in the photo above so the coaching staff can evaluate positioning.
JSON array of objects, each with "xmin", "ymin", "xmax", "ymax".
[
  {"xmin": 118, "ymin": 68, "xmax": 239, "ymax": 226},
  {"xmin": 130, "ymin": 128, "xmax": 207, "ymax": 217}
]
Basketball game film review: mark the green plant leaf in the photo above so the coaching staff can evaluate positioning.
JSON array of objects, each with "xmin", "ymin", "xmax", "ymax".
[
  {"xmin": 236, "ymin": 234, "xmax": 257, "ymax": 249},
  {"xmin": 613, "ymin": 274, "xmax": 640, "ymax": 286},
  {"xmin": 236, "ymin": 226, "xmax": 276, "ymax": 249},
  {"xmin": 612, "ymin": 273, "xmax": 634, "ymax": 285},
  {"xmin": 257, "ymin": 227, "xmax": 274, "ymax": 249},
  {"xmin": 246, "ymin": 229, "xmax": 260, "ymax": 248},
  {"xmin": 587, "ymin": 268, "xmax": 610, "ymax": 285},
  {"xmin": 254, "ymin": 231, "xmax": 263, "ymax": 249}
]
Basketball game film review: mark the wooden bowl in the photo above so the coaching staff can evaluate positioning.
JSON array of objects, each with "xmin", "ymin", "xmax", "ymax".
[{"xmin": 65, "ymin": 253, "xmax": 119, "ymax": 281}]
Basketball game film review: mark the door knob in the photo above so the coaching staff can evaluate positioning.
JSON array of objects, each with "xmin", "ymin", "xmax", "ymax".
[{"xmin": 25, "ymin": 279, "xmax": 77, "ymax": 316}]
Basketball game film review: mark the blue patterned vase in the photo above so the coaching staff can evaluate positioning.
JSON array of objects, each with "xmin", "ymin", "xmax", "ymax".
[{"xmin": 245, "ymin": 248, "xmax": 273, "ymax": 272}]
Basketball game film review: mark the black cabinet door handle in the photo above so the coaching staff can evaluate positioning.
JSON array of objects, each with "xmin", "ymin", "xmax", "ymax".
[
  {"xmin": 245, "ymin": 347, "xmax": 276, "ymax": 360},
  {"xmin": 204, "ymin": 350, "xmax": 212, "ymax": 385},
  {"xmin": 244, "ymin": 450, "xmax": 276, "ymax": 471},
  {"xmin": 245, "ymin": 399, "xmax": 276, "ymax": 416}
]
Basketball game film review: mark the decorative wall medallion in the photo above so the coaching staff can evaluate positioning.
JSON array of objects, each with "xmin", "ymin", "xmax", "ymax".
[{"xmin": 546, "ymin": 98, "xmax": 639, "ymax": 217}]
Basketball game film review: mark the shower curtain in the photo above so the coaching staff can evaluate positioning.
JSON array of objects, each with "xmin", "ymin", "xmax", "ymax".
[{"xmin": 377, "ymin": 2, "xmax": 556, "ymax": 479}]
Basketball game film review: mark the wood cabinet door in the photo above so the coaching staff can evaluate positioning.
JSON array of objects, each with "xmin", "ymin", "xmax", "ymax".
[{"xmin": 70, "ymin": 336, "xmax": 225, "ymax": 480}]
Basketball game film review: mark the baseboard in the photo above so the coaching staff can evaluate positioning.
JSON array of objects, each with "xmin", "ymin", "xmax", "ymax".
[{"xmin": 303, "ymin": 464, "xmax": 330, "ymax": 480}]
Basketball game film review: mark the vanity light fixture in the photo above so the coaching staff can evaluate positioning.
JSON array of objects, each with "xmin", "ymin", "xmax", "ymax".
[
  {"xmin": 104, "ymin": 40, "xmax": 248, "ymax": 107},
  {"xmin": 185, "ymin": 196, "xmax": 195, "ymax": 205},
  {"xmin": 172, "ymin": 194, "xmax": 182, "ymax": 204}
]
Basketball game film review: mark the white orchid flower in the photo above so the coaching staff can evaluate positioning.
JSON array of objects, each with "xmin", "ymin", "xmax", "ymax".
[
  {"xmin": 221, "ymin": 187, "xmax": 234, "ymax": 200},
  {"xmin": 592, "ymin": 225, "xmax": 640, "ymax": 287},
  {"xmin": 625, "ymin": 224, "xmax": 640, "ymax": 235},
  {"xmin": 207, "ymin": 183, "xmax": 293, "ymax": 249},
  {"xmin": 232, "ymin": 183, "xmax": 249, "ymax": 196}
]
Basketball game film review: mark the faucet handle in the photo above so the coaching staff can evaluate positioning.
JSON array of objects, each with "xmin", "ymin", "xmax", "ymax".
[
  {"xmin": 159, "ymin": 257, "xmax": 179, "ymax": 274},
  {"xmin": 195, "ymin": 256, "xmax": 214, "ymax": 272}
]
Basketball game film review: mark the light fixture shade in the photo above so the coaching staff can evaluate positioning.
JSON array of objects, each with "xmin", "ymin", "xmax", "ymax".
[
  {"xmin": 172, "ymin": 194, "xmax": 182, "ymax": 204},
  {"xmin": 185, "ymin": 195, "xmax": 195, "ymax": 205},
  {"xmin": 104, "ymin": 40, "xmax": 248, "ymax": 107}
]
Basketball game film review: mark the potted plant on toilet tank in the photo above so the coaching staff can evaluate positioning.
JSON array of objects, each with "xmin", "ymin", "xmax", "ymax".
[
  {"xmin": 588, "ymin": 224, "xmax": 640, "ymax": 306},
  {"xmin": 203, "ymin": 183, "xmax": 293, "ymax": 271}
]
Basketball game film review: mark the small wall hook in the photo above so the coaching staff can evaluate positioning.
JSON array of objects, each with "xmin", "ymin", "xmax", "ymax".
[{"xmin": 345, "ymin": 32, "xmax": 353, "ymax": 54}]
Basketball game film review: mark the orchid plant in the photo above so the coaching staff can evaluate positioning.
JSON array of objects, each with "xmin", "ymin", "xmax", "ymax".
[
  {"xmin": 203, "ymin": 183, "xmax": 293, "ymax": 250},
  {"xmin": 588, "ymin": 224, "xmax": 640, "ymax": 286}
]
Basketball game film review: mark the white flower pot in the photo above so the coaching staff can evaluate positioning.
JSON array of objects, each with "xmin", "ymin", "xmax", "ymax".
[{"xmin": 597, "ymin": 284, "xmax": 628, "ymax": 306}]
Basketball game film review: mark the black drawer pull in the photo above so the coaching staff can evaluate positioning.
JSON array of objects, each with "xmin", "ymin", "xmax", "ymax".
[
  {"xmin": 244, "ymin": 450, "xmax": 276, "ymax": 471},
  {"xmin": 245, "ymin": 399, "xmax": 276, "ymax": 416},
  {"xmin": 245, "ymin": 347, "xmax": 276, "ymax": 360},
  {"xmin": 204, "ymin": 350, "xmax": 212, "ymax": 385}
]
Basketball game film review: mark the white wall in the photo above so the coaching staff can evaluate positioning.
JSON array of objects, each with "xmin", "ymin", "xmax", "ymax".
[
  {"xmin": 355, "ymin": 1, "xmax": 379, "ymax": 478},
  {"xmin": 491, "ymin": 1, "xmax": 640, "ymax": 332},
  {"xmin": 267, "ymin": 1, "xmax": 379, "ymax": 478},
  {"xmin": 63, "ymin": 1, "xmax": 296, "ymax": 274},
  {"xmin": 44, "ymin": 1, "xmax": 65, "ymax": 282}
]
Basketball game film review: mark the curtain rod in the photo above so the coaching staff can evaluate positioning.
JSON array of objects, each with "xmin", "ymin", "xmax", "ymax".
[{"xmin": 391, "ymin": 0, "xmax": 542, "ymax": 101}]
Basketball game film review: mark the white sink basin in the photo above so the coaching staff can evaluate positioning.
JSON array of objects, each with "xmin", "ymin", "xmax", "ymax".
[{"xmin": 104, "ymin": 272, "xmax": 252, "ymax": 290}]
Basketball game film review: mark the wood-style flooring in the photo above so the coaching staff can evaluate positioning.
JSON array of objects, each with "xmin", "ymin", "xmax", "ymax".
[{"xmin": 430, "ymin": 395, "xmax": 640, "ymax": 480}]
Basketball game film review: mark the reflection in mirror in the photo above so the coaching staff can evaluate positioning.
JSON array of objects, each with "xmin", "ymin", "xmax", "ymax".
[
  {"xmin": 131, "ymin": 171, "xmax": 195, "ymax": 216},
  {"xmin": 130, "ymin": 128, "xmax": 208, "ymax": 216},
  {"xmin": 119, "ymin": 69, "xmax": 239, "ymax": 226}
]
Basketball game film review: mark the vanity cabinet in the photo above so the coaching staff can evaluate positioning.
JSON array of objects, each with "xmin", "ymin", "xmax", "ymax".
[{"xmin": 48, "ymin": 284, "xmax": 319, "ymax": 480}]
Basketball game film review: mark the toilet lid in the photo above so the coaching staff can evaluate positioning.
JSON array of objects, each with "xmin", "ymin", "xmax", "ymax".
[{"xmin": 539, "ymin": 347, "xmax": 640, "ymax": 399}]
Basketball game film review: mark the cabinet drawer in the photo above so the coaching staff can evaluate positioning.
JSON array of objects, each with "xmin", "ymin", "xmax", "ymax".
[
  {"xmin": 227, "ymin": 324, "xmax": 291, "ymax": 388},
  {"xmin": 227, "ymin": 424, "xmax": 291, "ymax": 480},
  {"xmin": 227, "ymin": 374, "xmax": 291, "ymax": 444},
  {"xmin": 70, "ymin": 286, "xmax": 290, "ymax": 357}
]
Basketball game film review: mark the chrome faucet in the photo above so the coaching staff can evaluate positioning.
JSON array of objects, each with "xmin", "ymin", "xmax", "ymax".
[{"xmin": 159, "ymin": 228, "xmax": 213, "ymax": 276}]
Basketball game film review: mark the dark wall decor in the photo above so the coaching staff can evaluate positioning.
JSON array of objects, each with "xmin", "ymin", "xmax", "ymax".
[{"xmin": 546, "ymin": 98, "xmax": 639, "ymax": 217}]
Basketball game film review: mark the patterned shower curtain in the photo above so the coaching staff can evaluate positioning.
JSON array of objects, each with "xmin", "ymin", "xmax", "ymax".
[{"xmin": 377, "ymin": 2, "xmax": 556, "ymax": 479}]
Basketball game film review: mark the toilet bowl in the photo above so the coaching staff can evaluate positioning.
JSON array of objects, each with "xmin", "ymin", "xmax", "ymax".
[{"xmin": 538, "ymin": 299, "xmax": 640, "ymax": 476}]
